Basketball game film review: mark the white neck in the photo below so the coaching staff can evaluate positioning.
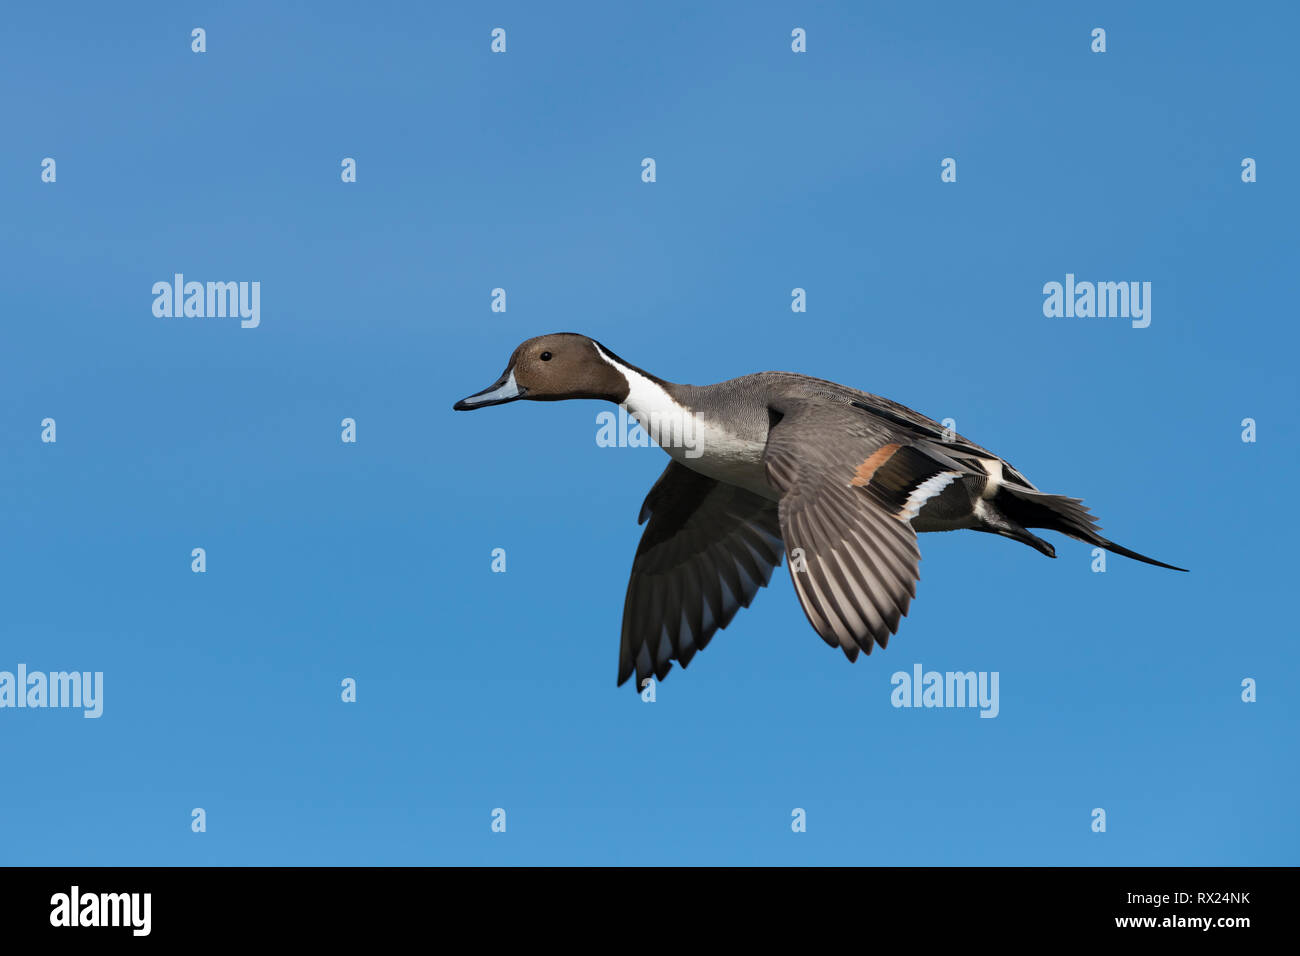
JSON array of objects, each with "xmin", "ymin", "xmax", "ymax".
[
  {"xmin": 591, "ymin": 342, "xmax": 683, "ymax": 424},
  {"xmin": 591, "ymin": 342, "xmax": 775, "ymax": 496}
]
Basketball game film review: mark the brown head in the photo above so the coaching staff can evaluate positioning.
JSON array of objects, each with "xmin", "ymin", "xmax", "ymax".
[{"xmin": 453, "ymin": 333, "xmax": 642, "ymax": 410}]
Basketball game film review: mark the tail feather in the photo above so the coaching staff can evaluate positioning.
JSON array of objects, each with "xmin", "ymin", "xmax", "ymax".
[{"xmin": 997, "ymin": 486, "xmax": 1188, "ymax": 572}]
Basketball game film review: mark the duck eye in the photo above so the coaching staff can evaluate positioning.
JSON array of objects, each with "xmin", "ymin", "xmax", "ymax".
[{"xmin": 540, "ymin": 351, "xmax": 553, "ymax": 361}]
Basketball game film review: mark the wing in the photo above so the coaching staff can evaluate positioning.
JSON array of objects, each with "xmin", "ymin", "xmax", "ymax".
[
  {"xmin": 619, "ymin": 461, "xmax": 784, "ymax": 689},
  {"xmin": 845, "ymin": 394, "xmax": 1037, "ymax": 491},
  {"xmin": 763, "ymin": 401, "xmax": 925, "ymax": 661}
]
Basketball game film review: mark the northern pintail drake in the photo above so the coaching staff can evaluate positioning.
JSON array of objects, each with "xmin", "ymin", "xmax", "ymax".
[{"xmin": 454, "ymin": 333, "xmax": 1186, "ymax": 690}]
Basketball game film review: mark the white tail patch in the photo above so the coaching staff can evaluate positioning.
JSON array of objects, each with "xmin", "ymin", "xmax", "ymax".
[{"xmin": 979, "ymin": 458, "xmax": 1005, "ymax": 499}]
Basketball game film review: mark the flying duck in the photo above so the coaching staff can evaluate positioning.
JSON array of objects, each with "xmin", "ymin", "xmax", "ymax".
[{"xmin": 454, "ymin": 333, "xmax": 1186, "ymax": 690}]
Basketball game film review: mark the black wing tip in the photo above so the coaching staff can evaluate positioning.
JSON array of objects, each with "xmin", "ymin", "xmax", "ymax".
[{"xmin": 619, "ymin": 664, "xmax": 676, "ymax": 691}]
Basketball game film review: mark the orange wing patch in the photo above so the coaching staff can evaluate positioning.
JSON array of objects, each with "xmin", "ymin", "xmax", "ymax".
[{"xmin": 850, "ymin": 443, "xmax": 901, "ymax": 486}]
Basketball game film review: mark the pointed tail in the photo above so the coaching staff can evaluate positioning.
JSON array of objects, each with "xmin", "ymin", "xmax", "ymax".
[{"xmin": 996, "ymin": 486, "xmax": 1188, "ymax": 572}]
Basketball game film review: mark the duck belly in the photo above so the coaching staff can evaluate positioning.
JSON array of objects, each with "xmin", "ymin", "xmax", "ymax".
[{"xmin": 666, "ymin": 423, "xmax": 779, "ymax": 500}]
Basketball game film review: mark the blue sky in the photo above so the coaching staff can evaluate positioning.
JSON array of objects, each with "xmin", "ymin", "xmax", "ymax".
[{"xmin": 1, "ymin": 1, "xmax": 1296, "ymax": 865}]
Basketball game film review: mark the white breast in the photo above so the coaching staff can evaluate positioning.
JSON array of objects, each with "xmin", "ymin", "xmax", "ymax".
[
  {"xmin": 596, "ymin": 347, "xmax": 778, "ymax": 500},
  {"xmin": 679, "ymin": 415, "xmax": 776, "ymax": 500}
]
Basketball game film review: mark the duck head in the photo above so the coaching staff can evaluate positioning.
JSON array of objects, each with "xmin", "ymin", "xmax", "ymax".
[{"xmin": 453, "ymin": 333, "xmax": 639, "ymax": 410}]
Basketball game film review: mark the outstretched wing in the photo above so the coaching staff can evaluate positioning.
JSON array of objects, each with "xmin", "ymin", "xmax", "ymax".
[
  {"xmin": 619, "ymin": 462, "xmax": 783, "ymax": 689},
  {"xmin": 763, "ymin": 401, "xmax": 928, "ymax": 660}
]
